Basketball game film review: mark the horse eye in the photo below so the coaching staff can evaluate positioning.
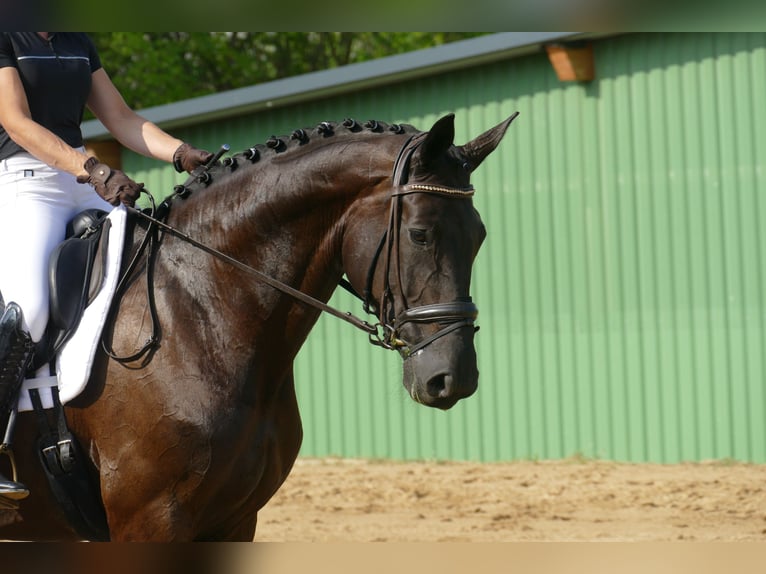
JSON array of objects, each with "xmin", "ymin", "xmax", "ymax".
[{"xmin": 409, "ymin": 228, "xmax": 429, "ymax": 246}]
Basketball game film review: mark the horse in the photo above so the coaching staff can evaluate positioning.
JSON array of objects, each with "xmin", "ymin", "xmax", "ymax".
[{"xmin": 0, "ymin": 111, "xmax": 517, "ymax": 541}]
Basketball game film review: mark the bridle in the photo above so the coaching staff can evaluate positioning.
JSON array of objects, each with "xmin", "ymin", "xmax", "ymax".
[
  {"xmin": 354, "ymin": 132, "xmax": 480, "ymax": 357},
  {"xmin": 110, "ymin": 133, "xmax": 479, "ymax": 362}
]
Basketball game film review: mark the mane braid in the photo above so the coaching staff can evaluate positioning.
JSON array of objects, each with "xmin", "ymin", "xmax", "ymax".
[
  {"xmin": 161, "ymin": 118, "xmax": 420, "ymax": 207},
  {"xmin": 234, "ymin": 118, "xmax": 419, "ymax": 162}
]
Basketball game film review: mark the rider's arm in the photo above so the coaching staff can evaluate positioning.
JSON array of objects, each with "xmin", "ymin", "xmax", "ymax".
[
  {"xmin": 86, "ymin": 68, "xmax": 183, "ymax": 165},
  {"xmin": 0, "ymin": 66, "xmax": 92, "ymax": 180}
]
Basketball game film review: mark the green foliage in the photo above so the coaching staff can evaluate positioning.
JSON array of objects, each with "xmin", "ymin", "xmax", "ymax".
[{"xmin": 89, "ymin": 33, "xmax": 485, "ymax": 111}]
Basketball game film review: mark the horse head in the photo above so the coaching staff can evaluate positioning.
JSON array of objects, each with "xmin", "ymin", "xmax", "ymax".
[{"xmin": 344, "ymin": 112, "xmax": 517, "ymax": 410}]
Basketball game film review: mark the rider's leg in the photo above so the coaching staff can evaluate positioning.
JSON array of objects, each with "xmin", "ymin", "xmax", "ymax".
[
  {"xmin": 0, "ymin": 152, "xmax": 114, "ymax": 341},
  {"xmin": 0, "ymin": 155, "xmax": 70, "ymax": 342},
  {"xmin": 0, "ymin": 151, "xmax": 114, "ymax": 501},
  {"xmin": 0, "ymin": 154, "xmax": 72, "ymax": 500},
  {"xmin": 0, "ymin": 302, "xmax": 34, "ymax": 499}
]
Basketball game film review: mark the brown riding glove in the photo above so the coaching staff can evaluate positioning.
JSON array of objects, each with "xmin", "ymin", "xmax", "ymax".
[
  {"xmin": 77, "ymin": 157, "xmax": 144, "ymax": 207},
  {"xmin": 173, "ymin": 142, "xmax": 214, "ymax": 173}
]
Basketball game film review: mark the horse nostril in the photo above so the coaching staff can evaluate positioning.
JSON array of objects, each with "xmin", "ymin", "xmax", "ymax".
[{"xmin": 427, "ymin": 374, "xmax": 451, "ymax": 398}]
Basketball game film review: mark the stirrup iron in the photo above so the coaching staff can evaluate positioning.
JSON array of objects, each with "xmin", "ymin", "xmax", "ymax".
[{"xmin": 0, "ymin": 442, "xmax": 30, "ymax": 504}]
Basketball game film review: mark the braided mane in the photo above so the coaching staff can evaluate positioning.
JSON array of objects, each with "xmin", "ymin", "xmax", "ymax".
[
  {"xmin": 164, "ymin": 118, "xmax": 419, "ymax": 204},
  {"xmin": 240, "ymin": 118, "xmax": 418, "ymax": 158}
]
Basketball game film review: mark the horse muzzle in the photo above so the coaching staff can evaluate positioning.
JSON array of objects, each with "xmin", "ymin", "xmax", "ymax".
[{"xmin": 399, "ymin": 304, "xmax": 480, "ymax": 410}]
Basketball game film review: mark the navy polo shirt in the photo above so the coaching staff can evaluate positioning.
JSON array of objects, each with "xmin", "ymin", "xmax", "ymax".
[{"xmin": 0, "ymin": 32, "xmax": 102, "ymax": 160}]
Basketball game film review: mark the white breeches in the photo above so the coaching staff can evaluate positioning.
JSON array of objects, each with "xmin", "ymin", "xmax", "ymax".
[{"xmin": 0, "ymin": 151, "xmax": 113, "ymax": 342}]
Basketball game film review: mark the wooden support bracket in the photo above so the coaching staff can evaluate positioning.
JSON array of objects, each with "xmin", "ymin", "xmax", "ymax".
[{"xmin": 545, "ymin": 41, "xmax": 595, "ymax": 82}]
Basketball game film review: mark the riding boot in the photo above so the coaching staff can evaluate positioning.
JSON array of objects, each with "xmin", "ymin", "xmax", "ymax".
[{"xmin": 0, "ymin": 302, "xmax": 34, "ymax": 500}]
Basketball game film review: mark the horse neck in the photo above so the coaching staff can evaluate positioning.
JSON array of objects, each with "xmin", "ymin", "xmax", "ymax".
[{"xmin": 161, "ymin": 136, "xmax": 396, "ymax": 348}]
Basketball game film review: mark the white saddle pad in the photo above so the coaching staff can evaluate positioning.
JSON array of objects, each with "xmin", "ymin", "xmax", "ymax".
[{"xmin": 17, "ymin": 204, "xmax": 128, "ymax": 412}]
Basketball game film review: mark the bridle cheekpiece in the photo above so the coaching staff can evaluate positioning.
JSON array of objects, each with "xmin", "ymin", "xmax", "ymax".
[{"xmin": 362, "ymin": 134, "xmax": 480, "ymax": 358}]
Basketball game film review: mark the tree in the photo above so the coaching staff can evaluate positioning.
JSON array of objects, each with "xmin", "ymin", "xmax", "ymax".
[{"xmin": 89, "ymin": 33, "xmax": 485, "ymax": 110}]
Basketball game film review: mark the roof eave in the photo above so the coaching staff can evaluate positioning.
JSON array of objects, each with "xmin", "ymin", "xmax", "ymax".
[{"xmin": 83, "ymin": 31, "xmax": 585, "ymax": 140}]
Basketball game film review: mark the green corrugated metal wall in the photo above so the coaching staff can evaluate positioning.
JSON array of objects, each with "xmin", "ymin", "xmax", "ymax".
[{"xmin": 123, "ymin": 33, "xmax": 766, "ymax": 463}]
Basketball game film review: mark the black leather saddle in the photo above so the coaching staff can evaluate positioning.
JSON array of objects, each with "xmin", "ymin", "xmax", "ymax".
[{"xmin": 30, "ymin": 209, "xmax": 111, "ymax": 371}]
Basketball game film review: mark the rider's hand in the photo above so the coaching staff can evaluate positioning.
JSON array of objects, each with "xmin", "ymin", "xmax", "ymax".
[
  {"xmin": 77, "ymin": 157, "xmax": 144, "ymax": 207},
  {"xmin": 173, "ymin": 142, "xmax": 214, "ymax": 173}
]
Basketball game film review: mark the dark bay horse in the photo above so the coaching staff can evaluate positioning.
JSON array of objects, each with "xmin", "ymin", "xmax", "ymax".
[{"xmin": 0, "ymin": 112, "xmax": 516, "ymax": 541}]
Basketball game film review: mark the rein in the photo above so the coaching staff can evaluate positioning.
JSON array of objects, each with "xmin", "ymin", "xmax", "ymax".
[
  {"xmin": 126, "ymin": 204, "xmax": 380, "ymax": 337},
  {"xmin": 107, "ymin": 133, "xmax": 478, "ymax": 362}
]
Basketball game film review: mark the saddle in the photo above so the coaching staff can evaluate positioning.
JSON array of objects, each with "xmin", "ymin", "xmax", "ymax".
[{"xmin": 31, "ymin": 209, "xmax": 111, "ymax": 372}]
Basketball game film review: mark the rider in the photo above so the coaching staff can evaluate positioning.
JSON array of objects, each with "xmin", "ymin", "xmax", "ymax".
[{"xmin": 0, "ymin": 32, "xmax": 213, "ymax": 500}]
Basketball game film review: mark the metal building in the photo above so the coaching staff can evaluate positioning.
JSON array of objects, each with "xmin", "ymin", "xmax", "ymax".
[{"xmin": 84, "ymin": 32, "xmax": 766, "ymax": 463}]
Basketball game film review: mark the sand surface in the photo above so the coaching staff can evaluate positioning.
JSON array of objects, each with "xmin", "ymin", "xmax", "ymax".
[{"xmin": 256, "ymin": 457, "xmax": 766, "ymax": 542}]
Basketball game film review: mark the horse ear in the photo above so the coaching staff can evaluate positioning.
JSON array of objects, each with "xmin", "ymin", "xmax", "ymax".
[
  {"xmin": 459, "ymin": 111, "xmax": 519, "ymax": 172},
  {"xmin": 419, "ymin": 113, "xmax": 456, "ymax": 165}
]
